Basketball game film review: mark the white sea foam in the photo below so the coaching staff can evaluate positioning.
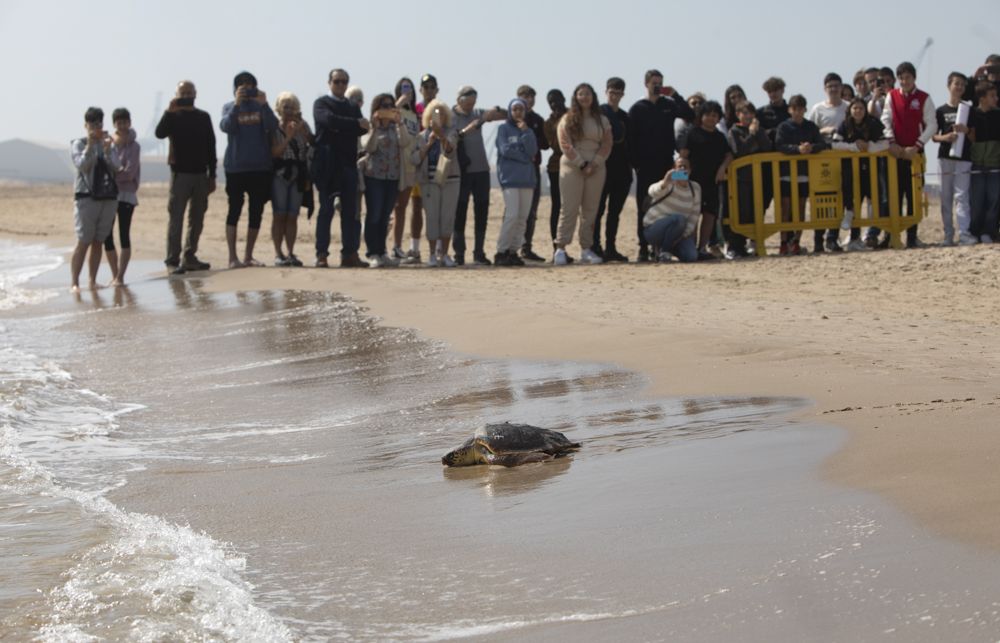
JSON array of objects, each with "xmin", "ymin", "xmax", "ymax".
[{"xmin": 0, "ymin": 239, "xmax": 63, "ymax": 310}]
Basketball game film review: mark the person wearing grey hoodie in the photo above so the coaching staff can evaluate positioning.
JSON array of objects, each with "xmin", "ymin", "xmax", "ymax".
[
  {"xmin": 495, "ymin": 98, "xmax": 538, "ymax": 265},
  {"xmin": 104, "ymin": 108, "xmax": 140, "ymax": 286},
  {"xmin": 70, "ymin": 107, "xmax": 118, "ymax": 291}
]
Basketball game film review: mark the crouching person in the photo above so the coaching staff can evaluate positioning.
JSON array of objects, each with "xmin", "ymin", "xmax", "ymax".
[{"xmin": 642, "ymin": 158, "xmax": 701, "ymax": 263}]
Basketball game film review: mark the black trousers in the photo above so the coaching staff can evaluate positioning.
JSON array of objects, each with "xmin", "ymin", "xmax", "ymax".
[
  {"xmin": 594, "ymin": 172, "xmax": 632, "ymax": 251},
  {"xmin": 453, "ymin": 170, "xmax": 491, "ymax": 257},
  {"xmin": 547, "ymin": 169, "xmax": 561, "ymax": 243}
]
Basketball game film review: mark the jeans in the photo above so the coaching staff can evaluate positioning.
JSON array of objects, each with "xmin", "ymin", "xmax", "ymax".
[
  {"xmin": 316, "ymin": 165, "xmax": 361, "ymax": 259},
  {"xmin": 939, "ymin": 158, "xmax": 971, "ymax": 241},
  {"xmin": 363, "ymin": 177, "xmax": 398, "ymax": 258},
  {"xmin": 453, "ymin": 170, "xmax": 491, "ymax": 257},
  {"xmin": 643, "ymin": 214, "xmax": 697, "ymax": 262},
  {"xmin": 970, "ymin": 166, "xmax": 1000, "ymax": 239}
]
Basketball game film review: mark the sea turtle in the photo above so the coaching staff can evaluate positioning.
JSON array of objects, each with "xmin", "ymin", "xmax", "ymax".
[{"xmin": 441, "ymin": 422, "xmax": 580, "ymax": 467}]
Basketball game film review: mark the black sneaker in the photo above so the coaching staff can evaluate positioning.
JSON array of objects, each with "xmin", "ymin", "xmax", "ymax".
[
  {"xmin": 493, "ymin": 252, "xmax": 510, "ymax": 266},
  {"xmin": 604, "ymin": 248, "xmax": 629, "ymax": 262},
  {"xmin": 865, "ymin": 235, "xmax": 879, "ymax": 249},
  {"xmin": 507, "ymin": 250, "xmax": 525, "ymax": 266},
  {"xmin": 813, "ymin": 245, "xmax": 825, "ymax": 254},
  {"xmin": 825, "ymin": 240, "xmax": 844, "ymax": 253},
  {"xmin": 637, "ymin": 247, "xmax": 651, "ymax": 263},
  {"xmin": 171, "ymin": 265, "xmax": 187, "ymax": 275},
  {"xmin": 877, "ymin": 236, "xmax": 891, "ymax": 250},
  {"xmin": 590, "ymin": 244, "xmax": 605, "ymax": 260},
  {"xmin": 454, "ymin": 254, "xmax": 465, "ymax": 266},
  {"xmin": 184, "ymin": 257, "xmax": 211, "ymax": 271},
  {"xmin": 473, "ymin": 253, "xmax": 492, "ymax": 266},
  {"xmin": 165, "ymin": 259, "xmax": 180, "ymax": 270},
  {"xmin": 520, "ymin": 248, "xmax": 545, "ymax": 262}
]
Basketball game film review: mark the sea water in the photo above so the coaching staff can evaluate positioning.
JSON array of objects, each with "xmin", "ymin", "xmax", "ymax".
[{"xmin": 3, "ymin": 239, "xmax": 1000, "ymax": 642}]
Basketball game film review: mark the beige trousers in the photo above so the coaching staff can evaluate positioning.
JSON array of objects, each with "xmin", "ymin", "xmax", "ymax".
[{"xmin": 556, "ymin": 163, "xmax": 606, "ymax": 250}]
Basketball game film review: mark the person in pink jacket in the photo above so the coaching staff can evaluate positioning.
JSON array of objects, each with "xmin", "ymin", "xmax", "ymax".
[{"xmin": 106, "ymin": 107, "xmax": 140, "ymax": 286}]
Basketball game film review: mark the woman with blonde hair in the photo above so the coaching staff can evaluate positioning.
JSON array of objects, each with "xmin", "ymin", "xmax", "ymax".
[
  {"xmin": 554, "ymin": 83, "xmax": 612, "ymax": 264},
  {"xmin": 270, "ymin": 92, "xmax": 313, "ymax": 266},
  {"xmin": 411, "ymin": 99, "xmax": 460, "ymax": 266}
]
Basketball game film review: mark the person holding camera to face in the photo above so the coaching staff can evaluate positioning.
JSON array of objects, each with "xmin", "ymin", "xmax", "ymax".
[
  {"xmin": 452, "ymin": 86, "xmax": 506, "ymax": 265},
  {"xmin": 70, "ymin": 107, "xmax": 117, "ymax": 292},
  {"xmin": 390, "ymin": 77, "xmax": 423, "ymax": 264},
  {"xmin": 361, "ymin": 93, "xmax": 412, "ymax": 267},
  {"xmin": 155, "ymin": 80, "xmax": 216, "ymax": 274},
  {"xmin": 642, "ymin": 158, "xmax": 701, "ymax": 263},
  {"xmin": 270, "ymin": 93, "xmax": 314, "ymax": 267},
  {"xmin": 220, "ymin": 71, "xmax": 279, "ymax": 269}
]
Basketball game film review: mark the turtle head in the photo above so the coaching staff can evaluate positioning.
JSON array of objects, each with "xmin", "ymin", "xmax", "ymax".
[{"xmin": 442, "ymin": 445, "xmax": 478, "ymax": 467}]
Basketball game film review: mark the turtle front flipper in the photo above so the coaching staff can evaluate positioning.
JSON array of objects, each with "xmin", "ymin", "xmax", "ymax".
[{"xmin": 484, "ymin": 452, "xmax": 554, "ymax": 467}]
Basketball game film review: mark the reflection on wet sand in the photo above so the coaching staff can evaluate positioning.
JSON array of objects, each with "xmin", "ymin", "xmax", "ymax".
[{"xmin": 442, "ymin": 458, "xmax": 573, "ymax": 496}]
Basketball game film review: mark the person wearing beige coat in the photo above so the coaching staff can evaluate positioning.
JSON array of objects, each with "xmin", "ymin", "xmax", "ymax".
[{"xmin": 554, "ymin": 83, "xmax": 613, "ymax": 265}]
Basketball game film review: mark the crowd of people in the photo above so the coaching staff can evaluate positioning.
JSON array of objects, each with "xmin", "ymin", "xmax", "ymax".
[{"xmin": 68, "ymin": 56, "xmax": 1000, "ymax": 289}]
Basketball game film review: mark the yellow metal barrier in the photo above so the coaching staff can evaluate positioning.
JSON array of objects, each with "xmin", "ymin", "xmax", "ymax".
[{"xmin": 725, "ymin": 150, "xmax": 927, "ymax": 255}]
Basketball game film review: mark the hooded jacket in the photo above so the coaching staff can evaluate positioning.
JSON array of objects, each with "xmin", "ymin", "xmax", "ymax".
[
  {"xmin": 72, "ymin": 137, "xmax": 116, "ymax": 198},
  {"xmin": 111, "ymin": 128, "xmax": 141, "ymax": 194},
  {"xmin": 495, "ymin": 100, "xmax": 538, "ymax": 189},
  {"xmin": 220, "ymin": 98, "xmax": 279, "ymax": 173}
]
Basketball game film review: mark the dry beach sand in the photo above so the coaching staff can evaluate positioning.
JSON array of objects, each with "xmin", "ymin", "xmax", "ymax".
[{"xmin": 3, "ymin": 181, "xmax": 999, "ymax": 557}]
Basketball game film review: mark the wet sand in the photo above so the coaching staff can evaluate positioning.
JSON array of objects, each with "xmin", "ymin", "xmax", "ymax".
[{"xmin": 3, "ymin": 184, "xmax": 1000, "ymax": 636}]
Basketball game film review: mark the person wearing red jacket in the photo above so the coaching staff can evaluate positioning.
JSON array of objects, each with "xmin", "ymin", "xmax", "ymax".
[{"xmin": 881, "ymin": 61, "xmax": 937, "ymax": 248}]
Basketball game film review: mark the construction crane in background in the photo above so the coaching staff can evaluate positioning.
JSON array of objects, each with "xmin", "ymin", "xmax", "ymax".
[
  {"xmin": 913, "ymin": 37, "xmax": 934, "ymax": 82},
  {"xmin": 139, "ymin": 91, "xmax": 165, "ymax": 157}
]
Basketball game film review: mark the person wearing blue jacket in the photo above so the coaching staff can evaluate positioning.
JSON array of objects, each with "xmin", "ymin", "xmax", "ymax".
[
  {"xmin": 220, "ymin": 71, "xmax": 279, "ymax": 269},
  {"xmin": 495, "ymin": 98, "xmax": 538, "ymax": 266}
]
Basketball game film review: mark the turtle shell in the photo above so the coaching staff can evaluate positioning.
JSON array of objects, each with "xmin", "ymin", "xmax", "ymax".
[{"xmin": 473, "ymin": 423, "xmax": 580, "ymax": 455}]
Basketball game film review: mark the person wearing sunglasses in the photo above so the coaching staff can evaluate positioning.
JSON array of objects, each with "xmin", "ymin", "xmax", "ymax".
[{"xmin": 312, "ymin": 68, "xmax": 371, "ymax": 268}]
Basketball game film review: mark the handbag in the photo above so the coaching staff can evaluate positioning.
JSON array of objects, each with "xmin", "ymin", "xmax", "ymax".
[
  {"xmin": 89, "ymin": 155, "xmax": 118, "ymax": 201},
  {"xmin": 434, "ymin": 153, "xmax": 454, "ymax": 186}
]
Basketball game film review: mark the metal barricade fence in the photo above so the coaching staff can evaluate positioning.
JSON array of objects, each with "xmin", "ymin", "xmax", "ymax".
[{"xmin": 725, "ymin": 150, "xmax": 927, "ymax": 255}]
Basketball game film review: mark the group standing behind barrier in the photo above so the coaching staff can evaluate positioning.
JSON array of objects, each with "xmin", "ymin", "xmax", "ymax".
[{"xmin": 68, "ymin": 56, "xmax": 1000, "ymax": 288}]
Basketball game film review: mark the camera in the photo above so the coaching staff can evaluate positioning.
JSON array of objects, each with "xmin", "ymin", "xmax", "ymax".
[{"xmin": 244, "ymin": 88, "xmax": 258, "ymax": 98}]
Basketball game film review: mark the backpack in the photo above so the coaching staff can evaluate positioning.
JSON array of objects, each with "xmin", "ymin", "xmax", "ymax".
[{"xmin": 89, "ymin": 155, "xmax": 118, "ymax": 201}]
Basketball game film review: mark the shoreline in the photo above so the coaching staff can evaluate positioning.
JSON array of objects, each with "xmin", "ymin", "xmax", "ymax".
[{"xmin": 5, "ymin": 183, "xmax": 1000, "ymax": 552}]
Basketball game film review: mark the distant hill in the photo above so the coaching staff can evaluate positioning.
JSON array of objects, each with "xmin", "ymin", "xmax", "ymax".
[{"xmin": 0, "ymin": 138, "xmax": 171, "ymax": 184}]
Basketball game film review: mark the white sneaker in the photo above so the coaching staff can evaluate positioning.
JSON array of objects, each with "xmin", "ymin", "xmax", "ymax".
[
  {"xmin": 427, "ymin": 254, "xmax": 438, "ymax": 267},
  {"xmin": 441, "ymin": 255, "xmax": 456, "ymax": 267},
  {"xmin": 846, "ymin": 239, "xmax": 866, "ymax": 252},
  {"xmin": 368, "ymin": 255, "xmax": 381, "ymax": 268},
  {"xmin": 382, "ymin": 253, "xmax": 400, "ymax": 267},
  {"xmin": 580, "ymin": 249, "xmax": 603, "ymax": 264},
  {"xmin": 657, "ymin": 251, "xmax": 674, "ymax": 263},
  {"xmin": 959, "ymin": 233, "xmax": 978, "ymax": 246},
  {"xmin": 404, "ymin": 249, "xmax": 421, "ymax": 264},
  {"xmin": 981, "ymin": 234, "xmax": 994, "ymax": 244},
  {"xmin": 553, "ymin": 248, "xmax": 568, "ymax": 265},
  {"xmin": 392, "ymin": 247, "xmax": 406, "ymax": 260}
]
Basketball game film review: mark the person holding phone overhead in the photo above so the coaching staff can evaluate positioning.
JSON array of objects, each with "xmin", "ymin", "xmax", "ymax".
[
  {"xmin": 627, "ymin": 69, "xmax": 695, "ymax": 261},
  {"xmin": 155, "ymin": 80, "xmax": 216, "ymax": 274}
]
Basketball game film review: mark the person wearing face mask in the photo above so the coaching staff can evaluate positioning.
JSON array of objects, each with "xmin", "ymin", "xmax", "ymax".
[
  {"xmin": 627, "ymin": 69, "xmax": 695, "ymax": 262},
  {"xmin": 495, "ymin": 98, "xmax": 539, "ymax": 266}
]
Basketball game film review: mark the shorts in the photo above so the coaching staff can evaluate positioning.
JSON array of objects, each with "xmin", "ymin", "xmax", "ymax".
[
  {"xmin": 272, "ymin": 174, "xmax": 303, "ymax": 215},
  {"xmin": 74, "ymin": 197, "xmax": 116, "ymax": 243}
]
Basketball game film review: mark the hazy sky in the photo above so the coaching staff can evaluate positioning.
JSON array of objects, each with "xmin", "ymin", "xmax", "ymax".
[{"xmin": 2, "ymin": 0, "xmax": 997, "ymax": 153}]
